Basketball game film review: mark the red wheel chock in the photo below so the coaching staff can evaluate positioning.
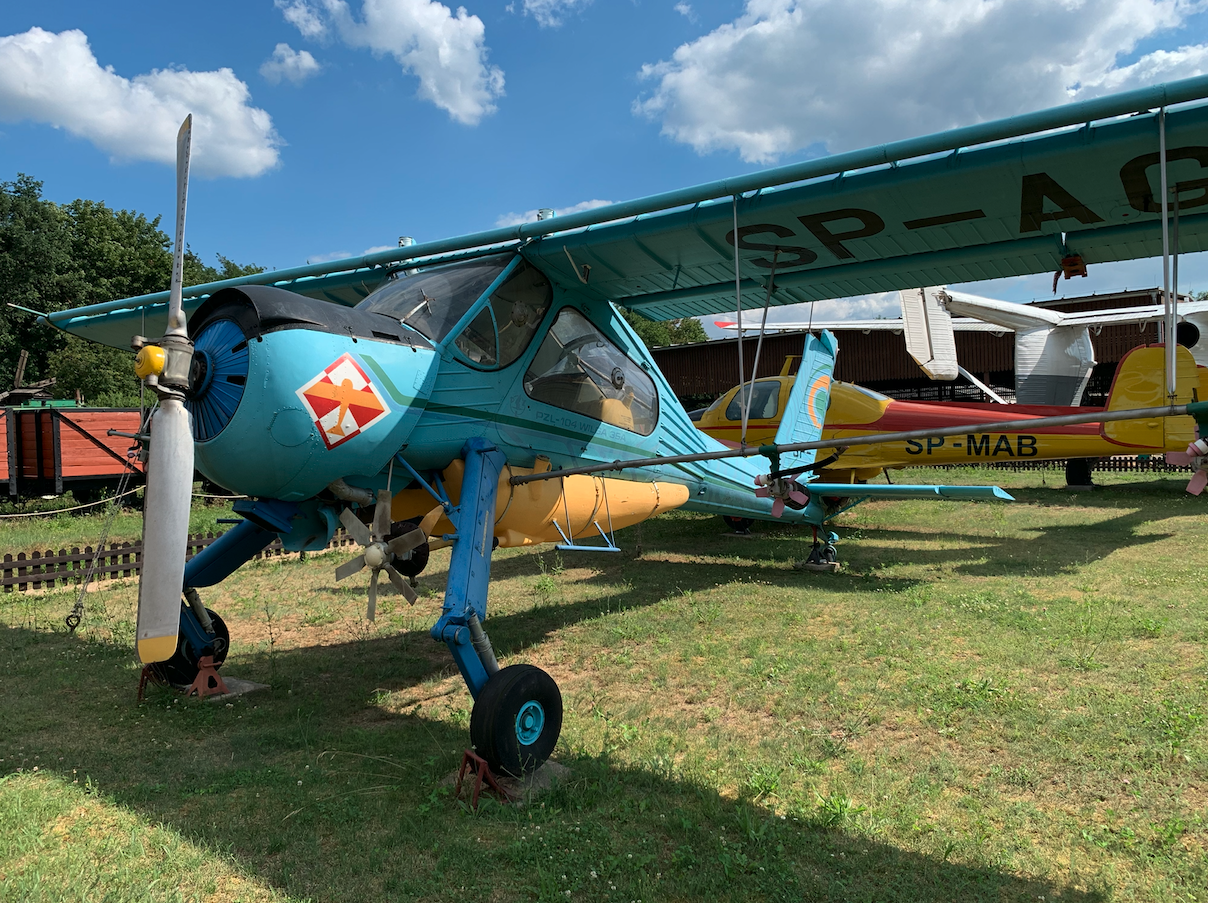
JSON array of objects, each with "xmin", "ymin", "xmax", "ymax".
[
  {"xmin": 455, "ymin": 749, "xmax": 512, "ymax": 809},
  {"xmin": 185, "ymin": 656, "xmax": 229, "ymax": 699}
]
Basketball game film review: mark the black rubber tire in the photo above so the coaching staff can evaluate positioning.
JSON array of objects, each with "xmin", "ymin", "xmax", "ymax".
[
  {"xmin": 470, "ymin": 664, "xmax": 562, "ymax": 777},
  {"xmin": 150, "ymin": 608, "xmax": 230, "ymax": 688},
  {"xmin": 389, "ymin": 518, "xmax": 430, "ymax": 578},
  {"xmin": 722, "ymin": 515, "xmax": 754, "ymax": 534},
  {"xmin": 1065, "ymin": 457, "xmax": 1096, "ymax": 487}
]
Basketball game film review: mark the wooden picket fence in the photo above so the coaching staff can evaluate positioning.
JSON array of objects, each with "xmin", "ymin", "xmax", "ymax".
[
  {"xmin": 935, "ymin": 455, "xmax": 1195, "ymax": 474},
  {"xmin": 2, "ymin": 530, "xmax": 357, "ymax": 594}
]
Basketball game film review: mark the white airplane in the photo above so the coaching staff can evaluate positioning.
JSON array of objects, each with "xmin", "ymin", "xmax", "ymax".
[{"xmin": 717, "ymin": 288, "xmax": 1208, "ymax": 406}]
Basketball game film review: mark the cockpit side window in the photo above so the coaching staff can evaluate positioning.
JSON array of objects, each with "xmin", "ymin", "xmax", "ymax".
[
  {"xmin": 490, "ymin": 261, "xmax": 552, "ymax": 367},
  {"xmin": 355, "ymin": 255, "xmax": 510, "ymax": 343},
  {"xmin": 524, "ymin": 308, "xmax": 659, "ymax": 435},
  {"xmin": 725, "ymin": 381, "xmax": 781, "ymax": 421}
]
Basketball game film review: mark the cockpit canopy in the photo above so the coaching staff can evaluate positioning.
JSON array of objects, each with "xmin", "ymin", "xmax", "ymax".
[{"xmin": 356, "ymin": 254, "xmax": 553, "ymax": 369}]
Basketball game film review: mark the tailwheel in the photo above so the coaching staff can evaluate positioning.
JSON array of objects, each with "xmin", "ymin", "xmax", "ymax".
[
  {"xmin": 795, "ymin": 528, "xmax": 841, "ymax": 573},
  {"xmin": 151, "ymin": 608, "xmax": 230, "ymax": 687},
  {"xmin": 722, "ymin": 515, "xmax": 753, "ymax": 535},
  {"xmin": 470, "ymin": 664, "xmax": 562, "ymax": 777}
]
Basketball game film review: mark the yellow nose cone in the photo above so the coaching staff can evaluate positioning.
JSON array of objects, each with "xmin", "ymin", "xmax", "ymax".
[{"xmin": 134, "ymin": 345, "xmax": 166, "ymax": 379}]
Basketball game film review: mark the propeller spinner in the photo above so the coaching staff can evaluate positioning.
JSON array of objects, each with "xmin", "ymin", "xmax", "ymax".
[
  {"xmin": 336, "ymin": 490, "xmax": 426, "ymax": 619},
  {"xmin": 134, "ymin": 116, "xmax": 197, "ymax": 663}
]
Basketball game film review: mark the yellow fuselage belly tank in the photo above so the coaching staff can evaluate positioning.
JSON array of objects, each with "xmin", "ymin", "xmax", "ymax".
[{"xmin": 391, "ymin": 458, "xmax": 689, "ymax": 548}]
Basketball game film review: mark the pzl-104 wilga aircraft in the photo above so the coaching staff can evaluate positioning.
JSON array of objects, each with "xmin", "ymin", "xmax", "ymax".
[
  {"xmin": 696, "ymin": 344, "xmax": 1206, "ymax": 485},
  {"xmin": 45, "ymin": 74, "xmax": 1208, "ymax": 776}
]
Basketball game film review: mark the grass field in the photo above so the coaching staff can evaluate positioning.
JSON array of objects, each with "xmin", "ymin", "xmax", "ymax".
[{"xmin": 1, "ymin": 469, "xmax": 1205, "ymax": 902}]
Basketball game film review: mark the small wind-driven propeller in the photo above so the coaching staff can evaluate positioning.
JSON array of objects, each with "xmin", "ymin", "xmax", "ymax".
[
  {"xmin": 754, "ymin": 473, "xmax": 810, "ymax": 517},
  {"xmin": 1167, "ymin": 434, "xmax": 1208, "ymax": 495},
  {"xmin": 336, "ymin": 490, "xmax": 426, "ymax": 619},
  {"xmin": 133, "ymin": 116, "xmax": 197, "ymax": 663}
]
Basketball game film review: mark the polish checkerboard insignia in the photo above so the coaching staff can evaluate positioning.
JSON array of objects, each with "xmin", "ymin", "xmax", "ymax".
[{"xmin": 296, "ymin": 353, "xmax": 390, "ymax": 449}]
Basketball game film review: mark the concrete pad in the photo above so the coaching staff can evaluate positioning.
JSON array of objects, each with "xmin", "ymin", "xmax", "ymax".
[
  {"xmin": 204, "ymin": 676, "xmax": 270, "ymax": 702},
  {"xmin": 444, "ymin": 758, "xmax": 570, "ymax": 806}
]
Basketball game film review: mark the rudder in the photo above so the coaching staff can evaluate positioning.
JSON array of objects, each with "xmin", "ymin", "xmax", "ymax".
[{"xmin": 773, "ymin": 329, "xmax": 838, "ymax": 472}]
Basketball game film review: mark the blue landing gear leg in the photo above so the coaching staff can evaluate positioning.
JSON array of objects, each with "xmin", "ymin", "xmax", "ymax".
[
  {"xmin": 430, "ymin": 438, "xmax": 563, "ymax": 777},
  {"xmin": 153, "ymin": 513, "xmax": 280, "ymax": 687}
]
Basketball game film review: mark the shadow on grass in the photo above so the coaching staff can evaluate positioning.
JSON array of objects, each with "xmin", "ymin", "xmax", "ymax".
[{"xmin": 1, "ymin": 621, "xmax": 1106, "ymax": 903}]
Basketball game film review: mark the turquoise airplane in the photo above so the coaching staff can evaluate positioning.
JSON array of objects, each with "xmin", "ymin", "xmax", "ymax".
[{"xmin": 45, "ymin": 74, "xmax": 1208, "ymax": 777}]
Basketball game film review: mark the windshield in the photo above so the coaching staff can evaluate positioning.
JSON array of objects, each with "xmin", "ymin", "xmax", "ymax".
[{"xmin": 356, "ymin": 255, "xmax": 511, "ymax": 343}]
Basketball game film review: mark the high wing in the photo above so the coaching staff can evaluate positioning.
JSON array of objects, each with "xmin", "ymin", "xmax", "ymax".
[{"xmin": 47, "ymin": 75, "xmax": 1208, "ymax": 345}]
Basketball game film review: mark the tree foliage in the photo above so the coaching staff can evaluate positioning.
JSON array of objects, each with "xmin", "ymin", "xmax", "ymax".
[
  {"xmin": 0, "ymin": 175, "xmax": 261, "ymax": 406},
  {"xmin": 621, "ymin": 308, "xmax": 708, "ymax": 348}
]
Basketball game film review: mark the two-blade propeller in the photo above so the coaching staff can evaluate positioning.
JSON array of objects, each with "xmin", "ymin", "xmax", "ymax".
[
  {"xmin": 135, "ymin": 116, "xmax": 197, "ymax": 664},
  {"xmin": 336, "ymin": 490, "xmax": 425, "ymax": 619}
]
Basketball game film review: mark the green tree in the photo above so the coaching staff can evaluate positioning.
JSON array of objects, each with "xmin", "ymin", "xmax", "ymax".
[
  {"xmin": 0, "ymin": 175, "xmax": 261, "ymax": 405},
  {"xmin": 621, "ymin": 308, "xmax": 708, "ymax": 348}
]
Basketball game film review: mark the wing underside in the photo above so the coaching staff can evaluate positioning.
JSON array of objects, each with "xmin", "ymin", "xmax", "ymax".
[{"xmin": 47, "ymin": 77, "xmax": 1208, "ymax": 347}]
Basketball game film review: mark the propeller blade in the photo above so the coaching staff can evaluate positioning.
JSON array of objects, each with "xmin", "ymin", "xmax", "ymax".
[
  {"xmin": 136, "ymin": 399, "xmax": 194, "ymax": 662},
  {"xmin": 771, "ymin": 498, "xmax": 785, "ymax": 517},
  {"xmin": 373, "ymin": 489, "xmax": 393, "ymax": 541},
  {"xmin": 387, "ymin": 527, "xmax": 426, "ymax": 556},
  {"xmin": 335, "ymin": 554, "xmax": 366, "ymax": 581},
  {"xmin": 367, "ymin": 571, "xmax": 379, "ymax": 621},
  {"xmin": 1167, "ymin": 451, "xmax": 1194, "ymax": 465},
  {"xmin": 1188, "ymin": 470, "xmax": 1208, "ymax": 496},
  {"xmin": 384, "ymin": 564, "xmax": 418, "ymax": 605},
  {"xmin": 418, "ymin": 505, "xmax": 444, "ymax": 536},
  {"xmin": 339, "ymin": 507, "xmax": 372, "ymax": 547},
  {"xmin": 165, "ymin": 115, "xmax": 191, "ymax": 339}
]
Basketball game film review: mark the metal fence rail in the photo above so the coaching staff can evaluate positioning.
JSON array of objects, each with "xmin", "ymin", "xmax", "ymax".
[{"xmin": 2, "ymin": 530, "xmax": 357, "ymax": 594}]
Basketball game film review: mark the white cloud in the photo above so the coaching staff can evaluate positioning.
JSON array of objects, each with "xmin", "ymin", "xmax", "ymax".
[
  {"xmin": 261, "ymin": 43, "xmax": 322, "ymax": 84},
  {"xmin": 495, "ymin": 198, "xmax": 615, "ymax": 228},
  {"xmin": 278, "ymin": 0, "xmax": 503, "ymax": 124},
  {"xmin": 705, "ymin": 292, "xmax": 900, "ymax": 337},
  {"xmin": 275, "ymin": 0, "xmax": 329, "ymax": 38},
  {"xmin": 0, "ymin": 28, "xmax": 280, "ymax": 177},
  {"xmin": 635, "ymin": 0, "xmax": 1208, "ymax": 164},
  {"xmin": 521, "ymin": 0, "xmax": 593, "ymax": 27},
  {"xmin": 674, "ymin": 2, "xmax": 697, "ymax": 22}
]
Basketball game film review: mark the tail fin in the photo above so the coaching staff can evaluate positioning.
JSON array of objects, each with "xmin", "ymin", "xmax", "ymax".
[
  {"xmin": 1102, "ymin": 344, "xmax": 1198, "ymax": 447},
  {"xmin": 773, "ymin": 330, "xmax": 837, "ymax": 471}
]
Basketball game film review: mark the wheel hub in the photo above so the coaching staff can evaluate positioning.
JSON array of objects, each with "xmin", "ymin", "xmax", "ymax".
[{"xmin": 515, "ymin": 700, "xmax": 545, "ymax": 746}]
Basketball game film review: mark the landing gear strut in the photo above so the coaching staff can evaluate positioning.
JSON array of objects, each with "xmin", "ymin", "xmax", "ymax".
[{"xmin": 432, "ymin": 438, "xmax": 563, "ymax": 776}]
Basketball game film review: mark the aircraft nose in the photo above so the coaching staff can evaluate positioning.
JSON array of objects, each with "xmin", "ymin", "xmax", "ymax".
[{"xmin": 185, "ymin": 285, "xmax": 438, "ymax": 500}]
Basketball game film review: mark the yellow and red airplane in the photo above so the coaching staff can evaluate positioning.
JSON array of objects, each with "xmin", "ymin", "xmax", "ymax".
[{"xmin": 695, "ymin": 344, "xmax": 1206, "ymax": 485}]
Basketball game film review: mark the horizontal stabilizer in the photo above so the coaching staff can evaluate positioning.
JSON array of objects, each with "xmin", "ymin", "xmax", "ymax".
[{"xmin": 811, "ymin": 483, "xmax": 1014, "ymax": 501}]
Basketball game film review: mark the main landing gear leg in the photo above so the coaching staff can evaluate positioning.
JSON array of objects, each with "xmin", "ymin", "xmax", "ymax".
[
  {"xmin": 153, "ymin": 516, "xmax": 278, "ymax": 687},
  {"xmin": 431, "ymin": 438, "xmax": 563, "ymax": 777}
]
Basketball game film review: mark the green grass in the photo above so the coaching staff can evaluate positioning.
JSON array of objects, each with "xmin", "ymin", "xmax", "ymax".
[
  {"xmin": 2, "ymin": 469, "xmax": 1206, "ymax": 901},
  {"xmin": 1, "ymin": 492, "xmax": 236, "ymax": 557}
]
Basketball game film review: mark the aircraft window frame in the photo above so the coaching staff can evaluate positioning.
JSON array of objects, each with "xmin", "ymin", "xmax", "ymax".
[
  {"xmin": 448, "ymin": 258, "xmax": 554, "ymax": 371},
  {"xmin": 523, "ymin": 307, "xmax": 660, "ymax": 436},
  {"xmin": 354, "ymin": 254, "xmax": 513, "ymax": 345}
]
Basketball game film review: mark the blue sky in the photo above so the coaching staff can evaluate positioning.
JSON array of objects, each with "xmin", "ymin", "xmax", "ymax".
[{"xmin": 3, "ymin": 0, "xmax": 1208, "ymax": 335}]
